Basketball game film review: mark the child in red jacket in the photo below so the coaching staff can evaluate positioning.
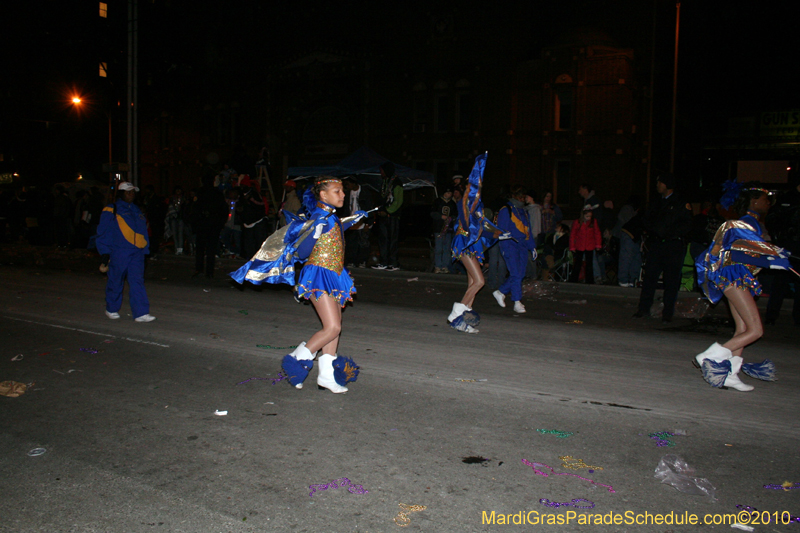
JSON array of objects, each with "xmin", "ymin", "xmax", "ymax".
[{"xmin": 569, "ymin": 206, "xmax": 602, "ymax": 283}]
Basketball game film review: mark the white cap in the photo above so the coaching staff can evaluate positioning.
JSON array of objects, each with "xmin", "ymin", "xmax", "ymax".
[{"xmin": 118, "ymin": 181, "xmax": 139, "ymax": 192}]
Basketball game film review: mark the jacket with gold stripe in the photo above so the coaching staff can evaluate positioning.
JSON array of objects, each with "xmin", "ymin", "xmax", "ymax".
[{"xmin": 95, "ymin": 200, "xmax": 150, "ymax": 255}]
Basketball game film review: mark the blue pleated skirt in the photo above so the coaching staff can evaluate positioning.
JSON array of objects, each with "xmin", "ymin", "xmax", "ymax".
[{"xmin": 296, "ymin": 264, "xmax": 356, "ymax": 307}]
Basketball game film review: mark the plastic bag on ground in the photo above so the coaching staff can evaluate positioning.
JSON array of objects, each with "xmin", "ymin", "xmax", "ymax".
[
  {"xmin": 654, "ymin": 454, "xmax": 716, "ymax": 500},
  {"xmin": 675, "ymin": 298, "xmax": 712, "ymax": 319},
  {"xmin": 522, "ymin": 280, "xmax": 559, "ymax": 299}
]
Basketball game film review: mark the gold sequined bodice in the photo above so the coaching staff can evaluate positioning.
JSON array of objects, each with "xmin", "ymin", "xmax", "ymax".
[{"xmin": 307, "ymin": 222, "xmax": 344, "ymax": 274}]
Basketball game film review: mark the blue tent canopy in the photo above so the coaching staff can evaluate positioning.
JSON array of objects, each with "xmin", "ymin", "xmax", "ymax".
[{"xmin": 287, "ymin": 146, "xmax": 435, "ymax": 192}]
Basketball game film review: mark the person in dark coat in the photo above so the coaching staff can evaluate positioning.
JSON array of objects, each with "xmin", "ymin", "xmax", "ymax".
[
  {"xmin": 192, "ymin": 175, "xmax": 229, "ymax": 278},
  {"xmin": 633, "ymin": 173, "xmax": 692, "ymax": 322}
]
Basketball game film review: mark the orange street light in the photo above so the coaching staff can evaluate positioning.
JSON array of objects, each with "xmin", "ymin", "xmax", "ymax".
[{"xmin": 72, "ymin": 96, "xmax": 82, "ymax": 104}]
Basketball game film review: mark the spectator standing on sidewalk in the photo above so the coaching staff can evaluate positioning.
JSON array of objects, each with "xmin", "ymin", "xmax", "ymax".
[
  {"xmin": 569, "ymin": 206, "xmax": 602, "ymax": 284},
  {"xmin": 613, "ymin": 195, "xmax": 643, "ymax": 287},
  {"xmin": 52, "ymin": 185, "xmax": 72, "ymax": 248},
  {"xmin": 341, "ymin": 178, "xmax": 373, "ymax": 269},
  {"xmin": 372, "ymin": 162, "xmax": 403, "ymax": 271},
  {"xmin": 95, "ymin": 182, "xmax": 155, "ymax": 323},
  {"xmin": 765, "ymin": 178, "xmax": 800, "ymax": 326},
  {"xmin": 431, "ymin": 187, "xmax": 456, "ymax": 273},
  {"xmin": 192, "ymin": 175, "xmax": 229, "ymax": 279},
  {"xmin": 633, "ymin": 173, "xmax": 692, "ymax": 323},
  {"xmin": 165, "ymin": 186, "xmax": 186, "ymax": 255}
]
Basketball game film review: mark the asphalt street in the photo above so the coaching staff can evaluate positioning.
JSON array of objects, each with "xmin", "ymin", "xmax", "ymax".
[{"xmin": 1, "ymin": 255, "xmax": 799, "ymax": 533}]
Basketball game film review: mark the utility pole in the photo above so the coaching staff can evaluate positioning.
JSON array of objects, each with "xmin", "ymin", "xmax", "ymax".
[
  {"xmin": 670, "ymin": 2, "xmax": 680, "ymax": 173},
  {"xmin": 127, "ymin": 0, "xmax": 138, "ymax": 185}
]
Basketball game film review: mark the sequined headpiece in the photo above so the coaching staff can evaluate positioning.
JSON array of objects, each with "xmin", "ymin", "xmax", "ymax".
[
  {"xmin": 743, "ymin": 187, "xmax": 770, "ymax": 196},
  {"xmin": 315, "ymin": 177, "xmax": 342, "ymax": 187}
]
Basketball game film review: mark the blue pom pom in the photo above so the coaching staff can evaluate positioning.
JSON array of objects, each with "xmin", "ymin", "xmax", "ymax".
[
  {"xmin": 719, "ymin": 180, "xmax": 743, "ymax": 210},
  {"xmin": 282, "ymin": 355, "xmax": 313, "ymax": 386},
  {"xmin": 701, "ymin": 359, "xmax": 731, "ymax": 388},
  {"xmin": 741, "ymin": 359, "xmax": 776, "ymax": 381},
  {"xmin": 461, "ymin": 309, "xmax": 481, "ymax": 327},
  {"xmin": 450, "ymin": 315, "xmax": 478, "ymax": 333},
  {"xmin": 332, "ymin": 355, "xmax": 359, "ymax": 386}
]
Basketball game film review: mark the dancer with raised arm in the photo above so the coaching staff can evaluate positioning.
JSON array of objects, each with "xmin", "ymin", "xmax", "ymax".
[
  {"xmin": 694, "ymin": 182, "xmax": 793, "ymax": 391},
  {"xmin": 231, "ymin": 176, "xmax": 367, "ymax": 393},
  {"xmin": 448, "ymin": 153, "xmax": 506, "ymax": 333}
]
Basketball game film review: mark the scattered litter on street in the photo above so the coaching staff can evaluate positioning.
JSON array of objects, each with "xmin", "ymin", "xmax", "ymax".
[
  {"xmin": 522, "ymin": 459, "xmax": 616, "ymax": 493},
  {"xmin": 237, "ymin": 371, "xmax": 288, "ymax": 385},
  {"xmin": 563, "ymin": 299, "xmax": 587, "ymax": 305},
  {"xmin": 11, "ymin": 354, "xmax": 23, "ymax": 361},
  {"xmin": 406, "ymin": 277, "xmax": 418, "ymax": 282},
  {"xmin": 214, "ymin": 410, "xmax": 228, "ymax": 416},
  {"xmin": 0, "ymin": 381, "xmax": 29, "ymax": 397},
  {"xmin": 308, "ymin": 477, "xmax": 368, "ymax": 497},
  {"xmin": 455, "ymin": 378, "xmax": 487, "ymax": 383},
  {"xmin": 649, "ymin": 431, "xmax": 677, "ymax": 447},
  {"xmin": 654, "ymin": 454, "xmax": 716, "ymax": 500},
  {"xmin": 730, "ymin": 523, "xmax": 754, "ymax": 532},
  {"xmin": 27, "ymin": 448, "xmax": 47, "ymax": 457},
  {"xmin": 393, "ymin": 503, "xmax": 426, "ymax": 527},
  {"xmin": 539, "ymin": 498, "xmax": 595, "ymax": 509},
  {"xmin": 462, "ymin": 456, "xmax": 490, "ymax": 464},
  {"xmin": 565, "ymin": 320, "xmax": 583, "ymax": 324},
  {"xmin": 80, "ymin": 348, "xmax": 98, "ymax": 354},
  {"xmin": 522, "ymin": 280, "xmax": 559, "ymax": 299},
  {"xmin": 763, "ymin": 481, "xmax": 799, "ymax": 491},
  {"xmin": 736, "ymin": 504, "xmax": 800, "ymax": 524},
  {"xmin": 560, "ymin": 456, "xmax": 603, "ymax": 471},
  {"xmin": 203, "ymin": 289, "xmax": 211, "ymax": 293},
  {"xmin": 238, "ymin": 310, "xmax": 249, "ymax": 315},
  {"xmin": 536, "ymin": 429, "xmax": 574, "ymax": 438},
  {"xmin": 256, "ymin": 344, "xmax": 298, "ymax": 350}
]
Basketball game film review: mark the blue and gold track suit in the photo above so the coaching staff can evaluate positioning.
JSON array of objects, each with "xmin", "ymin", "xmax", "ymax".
[
  {"xmin": 95, "ymin": 200, "xmax": 151, "ymax": 319},
  {"xmin": 496, "ymin": 201, "xmax": 537, "ymax": 301}
]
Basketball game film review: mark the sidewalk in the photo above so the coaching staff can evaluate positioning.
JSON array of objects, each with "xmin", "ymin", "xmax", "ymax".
[{"xmin": 0, "ymin": 241, "xmax": 780, "ymax": 311}]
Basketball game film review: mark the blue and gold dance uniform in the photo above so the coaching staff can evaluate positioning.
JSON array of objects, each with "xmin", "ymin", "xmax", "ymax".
[
  {"xmin": 231, "ymin": 201, "xmax": 363, "ymax": 307},
  {"xmin": 450, "ymin": 153, "xmax": 501, "ymax": 263},
  {"xmin": 696, "ymin": 213, "xmax": 791, "ymax": 304},
  {"xmin": 295, "ymin": 204, "xmax": 355, "ymax": 307}
]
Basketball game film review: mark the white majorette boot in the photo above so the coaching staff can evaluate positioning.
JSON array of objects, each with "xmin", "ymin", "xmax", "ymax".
[
  {"xmin": 492, "ymin": 290, "xmax": 506, "ymax": 308},
  {"xmin": 317, "ymin": 354, "xmax": 348, "ymax": 393},
  {"xmin": 448, "ymin": 302, "xmax": 470, "ymax": 323},
  {"xmin": 283, "ymin": 342, "xmax": 316, "ymax": 389},
  {"xmin": 513, "ymin": 301, "xmax": 526, "ymax": 314},
  {"xmin": 693, "ymin": 342, "xmax": 731, "ymax": 368},
  {"xmin": 723, "ymin": 356, "xmax": 754, "ymax": 392}
]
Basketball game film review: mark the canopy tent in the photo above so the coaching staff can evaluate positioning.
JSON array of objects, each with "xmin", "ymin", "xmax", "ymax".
[{"xmin": 287, "ymin": 146, "xmax": 435, "ymax": 192}]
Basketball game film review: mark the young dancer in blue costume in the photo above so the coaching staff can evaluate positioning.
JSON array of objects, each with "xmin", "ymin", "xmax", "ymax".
[
  {"xmin": 448, "ymin": 153, "xmax": 506, "ymax": 333},
  {"xmin": 694, "ymin": 183, "xmax": 793, "ymax": 392},
  {"xmin": 493, "ymin": 186, "xmax": 538, "ymax": 314},
  {"xmin": 231, "ymin": 176, "xmax": 366, "ymax": 393}
]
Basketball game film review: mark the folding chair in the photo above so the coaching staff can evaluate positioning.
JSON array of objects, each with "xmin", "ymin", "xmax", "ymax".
[{"xmin": 551, "ymin": 250, "xmax": 573, "ymax": 282}]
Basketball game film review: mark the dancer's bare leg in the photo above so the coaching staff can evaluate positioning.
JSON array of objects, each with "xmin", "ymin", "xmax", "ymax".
[
  {"xmin": 306, "ymin": 294, "xmax": 342, "ymax": 355},
  {"xmin": 722, "ymin": 287, "xmax": 762, "ymax": 357},
  {"xmin": 460, "ymin": 254, "xmax": 485, "ymax": 308}
]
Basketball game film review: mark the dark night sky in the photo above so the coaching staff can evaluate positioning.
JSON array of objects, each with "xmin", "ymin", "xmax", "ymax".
[{"xmin": 3, "ymin": 1, "xmax": 798, "ymax": 181}]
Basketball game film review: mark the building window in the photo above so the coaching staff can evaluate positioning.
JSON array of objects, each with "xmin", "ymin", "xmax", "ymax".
[
  {"xmin": 435, "ymin": 94, "xmax": 450, "ymax": 132},
  {"xmin": 456, "ymin": 92, "xmax": 471, "ymax": 131},
  {"xmin": 554, "ymin": 88, "xmax": 573, "ymax": 131},
  {"xmin": 159, "ymin": 120, "xmax": 170, "ymax": 149},
  {"xmin": 413, "ymin": 92, "xmax": 429, "ymax": 133},
  {"xmin": 555, "ymin": 159, "xmax": 571, "ymax": 205},
  {"xmin": 99, "ymin": 62, "xmax": 108, "ymax": 78},
  {"xmin": 99, "ymin": 2, "xmax": 107, "ymax": 18}
]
